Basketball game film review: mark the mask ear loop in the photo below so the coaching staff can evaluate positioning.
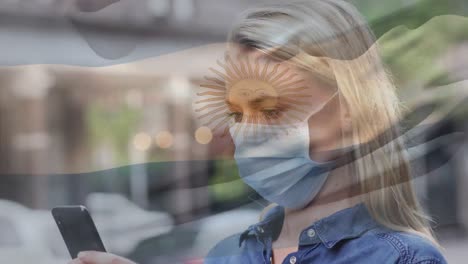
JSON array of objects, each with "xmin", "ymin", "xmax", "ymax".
[
  {"xmin": 300, "ymin": 91, "xmax": 340, "ymax": 160},
  {"xmin": 306, "ymin": 91, "xmax": 340, "ymax": 120},
  {"xmin": 298, "ymin": 90, "xmax": 340, "ymax": 131}
]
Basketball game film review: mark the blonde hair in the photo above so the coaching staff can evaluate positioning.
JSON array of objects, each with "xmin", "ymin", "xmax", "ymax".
[{"xmin": 230, "ymin": 0, "xmax": 438, "ymax": 245}]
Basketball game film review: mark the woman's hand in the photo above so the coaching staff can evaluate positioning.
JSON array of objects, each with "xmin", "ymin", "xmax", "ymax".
[{"xmin": 68, "ymin": 251, "xmax": 137, "ymax": 264}]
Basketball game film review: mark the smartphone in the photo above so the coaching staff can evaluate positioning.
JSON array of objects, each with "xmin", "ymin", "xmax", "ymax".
[{"xmin": 52, "ymin": 205, "xmax": 107, "ymax": 259}]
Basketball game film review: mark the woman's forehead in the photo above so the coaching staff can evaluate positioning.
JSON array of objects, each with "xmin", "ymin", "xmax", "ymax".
[
  {"xmin": 225, "ymin": 46, "xmax": 335, "ymax": 93},
  {"xmin": 227, "ymin": 44, "xmax": 284, "ymax": 64}
]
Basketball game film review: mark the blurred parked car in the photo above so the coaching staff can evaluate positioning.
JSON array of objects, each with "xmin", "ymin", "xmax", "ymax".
[
  {"xmin": 0, "ymin": 200, "xmax": 67, "ymax": 264},
  {"xmin": 128, "ymin": 207, "xmax": 260, "ymax": 264},
  {"xmin": 0, "ymin": 193, "xmax": 175, "ymax": 264},
  {"xmin": 86, "ymin": 193, "xmax": 174, "ymax": 255}
]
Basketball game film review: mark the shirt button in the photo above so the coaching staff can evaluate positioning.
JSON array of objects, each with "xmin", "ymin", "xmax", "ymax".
[
  {"xmin": 307, "ymin": 228, "xmax": 316, "ymax": 238},
  {"xmin": 256, "ymin": 226, "xmax": 264, "ymax": 233},
  {"xmin": 289, "ymin": 256, "xmax": 297, "ymax": 264}
]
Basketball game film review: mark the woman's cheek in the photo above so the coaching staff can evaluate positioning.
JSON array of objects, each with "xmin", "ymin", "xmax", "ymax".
[{"xmin": 209, "ymin": 133, "xmax": 235, "ymax": 158}]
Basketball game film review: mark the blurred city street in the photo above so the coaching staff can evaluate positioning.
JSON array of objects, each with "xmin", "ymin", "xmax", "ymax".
[{"xmin": 0, "ymin": 0, "xmax": 467, "ymax": 263}]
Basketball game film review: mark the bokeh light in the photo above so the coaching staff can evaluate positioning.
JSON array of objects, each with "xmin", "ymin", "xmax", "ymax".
[
  {"xmin": 195, "ymin": 126, "xmax": 213, "ymax": 145},
  {"xmin": 155, "ymin": 131, "xmax": 174, "ymax": 149},
  {"xmin": 133, "ymin": 132, "xmax": 152, "ymax": 151}
]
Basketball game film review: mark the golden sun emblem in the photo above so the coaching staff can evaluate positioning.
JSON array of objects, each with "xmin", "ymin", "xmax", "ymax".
[{"xmin": 195, "ymin": 53, "xmax": 312, "ymax": 139}]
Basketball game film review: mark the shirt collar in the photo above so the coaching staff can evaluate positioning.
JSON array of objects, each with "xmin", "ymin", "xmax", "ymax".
[
  {"xmin": 239, "ymin": 205, "xmax": 284, "ymax": 247},
  {"xmin": 241, "ymin": 203, "xmax": 379, "ymax": 249}
]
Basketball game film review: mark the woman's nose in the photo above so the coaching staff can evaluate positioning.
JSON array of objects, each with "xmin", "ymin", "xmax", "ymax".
[{"xmin": 209, "ymin": 127, "xmax": 235, "ymax": 157}]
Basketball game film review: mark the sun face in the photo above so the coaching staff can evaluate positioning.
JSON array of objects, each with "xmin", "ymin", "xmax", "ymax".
[{"xmin": 195, "ymin": 53, "xmax": 313, "ymax": 139}]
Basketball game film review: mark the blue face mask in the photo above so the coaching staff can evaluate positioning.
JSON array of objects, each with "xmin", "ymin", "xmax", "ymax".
[{"xmin": 230, "ymin": 94, "xmax": 337, "ymax": 209}]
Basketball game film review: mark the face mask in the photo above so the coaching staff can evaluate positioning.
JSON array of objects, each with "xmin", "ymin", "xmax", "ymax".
[{"xmin": 230, "ymin": 93, "xmax": 338, "ymax": 209}]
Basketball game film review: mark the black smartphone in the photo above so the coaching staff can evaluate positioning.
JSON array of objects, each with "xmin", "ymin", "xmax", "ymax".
[{"xmin": 52, "ymin": 205, "xmax": 107, "ymax": 259}]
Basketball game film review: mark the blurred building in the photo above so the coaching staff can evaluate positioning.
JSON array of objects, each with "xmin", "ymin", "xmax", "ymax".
[{"xmin": 0, "ymin": 0, "xmax": 273, "ymax": 223}]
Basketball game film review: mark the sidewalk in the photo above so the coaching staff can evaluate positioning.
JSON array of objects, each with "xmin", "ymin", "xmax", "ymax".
[
  {"xmin": 438, "ymin": 228, "xmax": 468, "ymax": 264},
  {"xmin": 440, "ymin": 238, "xmax": 468, "ymax": 264}
]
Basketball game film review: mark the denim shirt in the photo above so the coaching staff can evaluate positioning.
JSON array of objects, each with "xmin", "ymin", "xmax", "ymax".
[{"xmin": 204, "ymin": 203, "xmax": 447, "ymax": 264}]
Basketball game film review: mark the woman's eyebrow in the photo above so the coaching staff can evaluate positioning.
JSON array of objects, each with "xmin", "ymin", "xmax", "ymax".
[
  {"xmin": 225, "ymin": 99, "xmax": 242, "ymax": 111},
  {"xmin": 225, "ymin": 99, "xmax": 234, "ymax": 107},
  {"xmin": 249, "ymin": 95, "xmax": 279, "ymax": 108},
  {"xmin": 225, "ymin": 96, "xmax": 278, "ymax": 108}
]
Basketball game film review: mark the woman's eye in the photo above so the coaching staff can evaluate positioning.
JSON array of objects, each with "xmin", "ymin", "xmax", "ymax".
[
  {"xmin": 262, "ymin": 109, "xmax": 281, "ymax": 119},
  {"xmin": 228, "ymin": 112, "xmax": 243, "ymax": 122}
]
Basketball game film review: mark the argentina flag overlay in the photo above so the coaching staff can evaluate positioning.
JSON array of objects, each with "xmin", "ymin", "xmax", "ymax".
[{"xmin": 0, "ymin": 1, "xmax": 468, "ymax": 263}]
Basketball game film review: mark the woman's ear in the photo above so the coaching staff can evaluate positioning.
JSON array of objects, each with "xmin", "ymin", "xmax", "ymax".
[{"xmin": 340, "ymin": 100, "xmax": 352, "ymax": 133}]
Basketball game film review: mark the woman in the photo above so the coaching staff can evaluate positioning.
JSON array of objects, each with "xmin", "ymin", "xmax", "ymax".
[{"xmin": 70, "ymin": 1, "xmax": 447, "ymax": 263}]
